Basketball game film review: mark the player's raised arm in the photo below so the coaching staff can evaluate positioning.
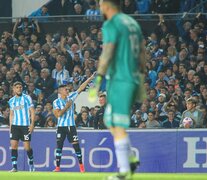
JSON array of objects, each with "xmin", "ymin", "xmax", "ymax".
[{"xmin": 77, "ymin": 72, "xmax": 95, "ymax": 94}]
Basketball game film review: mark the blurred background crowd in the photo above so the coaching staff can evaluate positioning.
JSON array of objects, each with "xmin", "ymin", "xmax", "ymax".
[{"xmin": 0, "ymin": 0, "xmax": 207, "ymax": 129}]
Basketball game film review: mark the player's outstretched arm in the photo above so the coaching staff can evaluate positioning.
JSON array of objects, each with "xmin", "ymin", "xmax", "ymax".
[{"xmin": 77, "ymin": 72, "xmax": 95, "ymax": 94}]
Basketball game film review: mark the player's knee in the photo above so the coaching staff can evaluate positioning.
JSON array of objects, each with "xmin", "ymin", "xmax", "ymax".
[
  {"xmin": 113, "ymin": 127, "xmax": 127, "ymax": 139},
  {"xmin": 10, "ymin": 140, "xmax": 18, "ymax": 149},
  {"xmin": 23, "ymin": 142, "xmax": 31, "ymax": 151},
  {"xmin": 11, "ymin": 144, "xmax": 18, "ymax": 149}
]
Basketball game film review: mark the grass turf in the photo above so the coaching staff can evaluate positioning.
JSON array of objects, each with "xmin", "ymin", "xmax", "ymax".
[{"xmin": 0, "ymin": 172, "xmax": 206, "ymax": 180}]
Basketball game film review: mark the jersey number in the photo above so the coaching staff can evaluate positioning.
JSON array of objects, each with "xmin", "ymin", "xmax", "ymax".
[
  {"xmin": 129, "ymin": 34, "xmax": 139, "ymax": 58},
  {"xmin": 73, "ymin": 135, "xmax": 79, "ymax": 142},
  {"xmin": 24, "ymin": 134, "xmax": 30, "ymax": 141}
]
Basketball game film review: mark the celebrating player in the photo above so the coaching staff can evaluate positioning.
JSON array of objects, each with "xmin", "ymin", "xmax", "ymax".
[
  {"xmin": 89, "ymin": 0, "xmax": 146, "ymax": 179},
  {"xmin": 53, "ymin": 74, "xmax": 94, "ymax": 172},
  {"xmin": 9, "ymin": 81, "xmax": 35, "ymax": 172}
]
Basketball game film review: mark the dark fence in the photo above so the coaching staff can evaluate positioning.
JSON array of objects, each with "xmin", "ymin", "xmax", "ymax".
[{"xmin": 0, "ymin": 13, "xmax": 204, "ymax": 37}]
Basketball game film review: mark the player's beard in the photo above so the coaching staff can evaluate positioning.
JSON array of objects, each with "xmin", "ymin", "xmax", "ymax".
[{"xmin": 103, "ymin": 14, "xmax": 107, "ymax": 21}]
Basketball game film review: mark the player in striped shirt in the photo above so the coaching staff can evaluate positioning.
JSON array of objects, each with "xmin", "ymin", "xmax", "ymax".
[
  {"xmin": 9, "ymin": 81, "xmax": 35, "ymax": 172},
  {"xmin": 53, "ymin": 74, "xmax": 94, "ymax": 172}
]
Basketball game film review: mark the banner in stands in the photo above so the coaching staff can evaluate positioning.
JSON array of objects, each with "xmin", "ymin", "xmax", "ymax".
[{"xmin": 0, "ymin": 129, "xmax": 206, "ymax": 172}]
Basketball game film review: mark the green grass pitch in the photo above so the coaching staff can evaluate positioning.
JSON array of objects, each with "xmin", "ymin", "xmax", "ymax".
[{"xmin": 0, "ymin": 172, "xmax": 207, "ymax": 180}]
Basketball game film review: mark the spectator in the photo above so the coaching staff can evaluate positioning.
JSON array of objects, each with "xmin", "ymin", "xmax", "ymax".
[
  {"xmin": 27, "ymin": 82, "xmax": 41, "ymax": 99},
  {"xmin": 145, "ymin": 111, "xmax": 161, "ymax": 128},
  {"xmin": 139, "ymin": 103, "xmax": 148, "ymax": 121},
  {"xmin": 44, "ymin": 115, "xmax": 56, "ymax": 128},
  {"xmin": 0, "ymin": 105, "xmax": 10, "ymax": 126},
  {"xmin": 81, "ymin": 68, "xmax": 93, "ymax": 90},
  {"xmin": 85, "ymin": 0, "xmax": 101, "ymax": 20},
  {"xmin": 72, "ymin": 53, "xmax": 82, "ymax": 68},
  {"xmin": 162, "ymin": 110, "xmax": 180, "ymax": 128},
  {"xmin": 121, "ymin": 0, "xmax": 137, "ymax": 14},
  {"xmin": 76, "ymin": 110, "xmax": 93, "ymax": 127},
  {"xmin": 201, "ymin": 87, "xmax": 207, "ymax": 106},
  {"xmin": 180, "ymin": 97, "xmax": 204, "ymax": 128},
  {"xmin": 151, "ymin": 0, "xmax": 176, "ymax": 14},
  {"xmin": 49, "ymin": 0, "xmax": 72, "ymax": 15},
  {"xmin": 130, "ymin": 110, "xmax": 144, "ymax": 128},
  {"xmin": 193, "ymin": 73, "xmax": 201, "ymax": 93},
  {"xmin": 34, "ymin": 112, "xmax": 45, "ymax": 127},
  {"xmin": 52, "ymin": 61, "xmax": 70, "ymax": 88},
  {"xmin": 156, "ymin": 93, "xmax": 167, "ymax": 118},
  {"xmin": 29, "ymin": 5, "xmax": 50, "ymax": 22},
  {"xmin": 154, "ymin": 15, "xmax": 171, "ymax": 40},
  {"xmin": 35, "ymin": 68, "xmax": 55, "ymax": 99},
  {"xmin": 146, "ymin": 61, "xmax": 157, "ymax": 88},
  {"xmin": 200, "ymin": 105, "xmax": 207, "ymax": 127},
  {"xmin": 73, "ymin": 4, "xmax": 85, "ymax": 15},
  {"xmin": 167, "ymin": 46, "xmax": 177, "ymax": 64},
  {"xmin": 0, "ymin": 88, "xmax": 8, "ymax": 107},
  {"xmin": 88, "ymin": 106, "xmax": 97, "ymax": 124},
  {"xmin": 136, "ymin": 0, "xmax": 150, "ymax": 14},
  {"xmin": 42, "ymin": 102, "xmax": 54, "ymax": 119},
  {"xmin": 12, "ymin": 18, "xmax": 40, "ymax": 37},
  {"xmin": 148, "ymin": 88, "xmax": 157, "ymax": 101},
  {"xmin": 94, "ymin": 94, "xmax": 107, "ymax": 129}
]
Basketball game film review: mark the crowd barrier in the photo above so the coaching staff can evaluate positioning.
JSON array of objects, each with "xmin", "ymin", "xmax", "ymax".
[{"xmin": 0, "ymin": 128, "xmax": 207, "ymax": 172}]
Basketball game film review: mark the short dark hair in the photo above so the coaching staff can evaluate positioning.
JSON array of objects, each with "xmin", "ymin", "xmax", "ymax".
[
  {"xmin": 99, "ymin": 93, "xmax": 106, "ymax": 98},
  {"xmin": 148, "ymin": 111, "xmax": 155, "ymax": 116},
  {"xmin": 186, "ymin": 97, "xmax": 197, "ymax": 104},
  {"xmin": 58, "ymin": 84, "xmax": 67, "ymax": 89},
  {"xmin": 167, "ymin": 110, "xmax": 175, "ymax": 114},
  {"xmin": 102, "ymin": 0, "xmax": 121, "ymax": 7},
  {"xmin": 13, "ymin": 81, "xmax": 22, "ymax": 87}
]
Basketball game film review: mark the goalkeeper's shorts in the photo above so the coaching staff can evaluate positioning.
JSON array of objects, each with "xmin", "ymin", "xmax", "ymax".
[{"xmin": 104, "ymin": 80, "xmax": 138, "ymax": 129}]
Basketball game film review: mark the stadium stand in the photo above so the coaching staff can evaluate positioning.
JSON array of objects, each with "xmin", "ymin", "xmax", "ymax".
[{"xmin": 0, "ymin": 0, "xmax": 207, "ymax": 128}]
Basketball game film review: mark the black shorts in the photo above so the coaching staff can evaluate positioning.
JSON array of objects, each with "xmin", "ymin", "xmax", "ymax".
[
  {"xmin": 56, "ymin": 126, "xmax": 78, "ymax": 144},
  {"xmin": 10, "ymin": 125, "xmax": 31, "ymax": 141}
]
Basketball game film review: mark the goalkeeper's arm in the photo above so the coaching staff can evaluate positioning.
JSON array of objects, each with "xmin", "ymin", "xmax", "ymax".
[{"xmin": 94, "ymin": 43, "xmax": 115, "ymax": 90}]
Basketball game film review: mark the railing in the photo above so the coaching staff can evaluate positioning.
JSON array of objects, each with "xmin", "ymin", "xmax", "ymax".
[
  {"xmin": 1, "ymin": 13, "xmax": 207, "ymax": 23},
  {"xmin": 1, "ymin": 13, "xmax": 206, "ymax": 36},
  {"xmin": 189, "ymin": 0, "xmax": 207, "ymax": 13}
]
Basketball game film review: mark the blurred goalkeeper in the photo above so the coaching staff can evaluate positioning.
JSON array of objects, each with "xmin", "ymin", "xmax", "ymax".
[
  {"xmin": 89, "ymin": 0, "xmax": 146, "ymax": 179},
  {"xmin": 53, "ymin": 74, "xmax": 94, "ymax": 172}
]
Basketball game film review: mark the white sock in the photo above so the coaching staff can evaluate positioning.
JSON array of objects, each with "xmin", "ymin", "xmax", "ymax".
[
  {"xmin": 128, "ymin": 137, "xmax": 135, "ymax": 160},
  {"xmin": 114, "ymin": 136, "xmax": 131, "ymax": 173}
]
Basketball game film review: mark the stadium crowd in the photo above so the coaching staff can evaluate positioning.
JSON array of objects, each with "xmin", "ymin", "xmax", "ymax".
[
  {"xmin": 27, "ymin": 0, "xmax": 207, "ymax": 18},
  {"xmin": 0, "ymin": 0, "xmax": 207, "ymax": 129}
]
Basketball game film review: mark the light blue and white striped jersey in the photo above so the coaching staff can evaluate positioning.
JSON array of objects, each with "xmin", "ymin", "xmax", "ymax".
[
  {"xmin": 53, "ymin": 91, "xmax": 78, "ymax": 127},
  {"xmin": 85, "ymin": 9, "xmax": 100, "ymax": 20},
  {"xmin": 52, "ymin": 69, "xmax": 70, "ymax": 88},
  {"xmin": 9, "ymin": 93, "xmax": 34, "ymax": 126}
]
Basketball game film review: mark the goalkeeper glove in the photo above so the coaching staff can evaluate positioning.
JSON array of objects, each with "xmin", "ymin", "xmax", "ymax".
[{"xmin": 88, "ymin": 74, "xmax": 103, "ymax": 102}]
